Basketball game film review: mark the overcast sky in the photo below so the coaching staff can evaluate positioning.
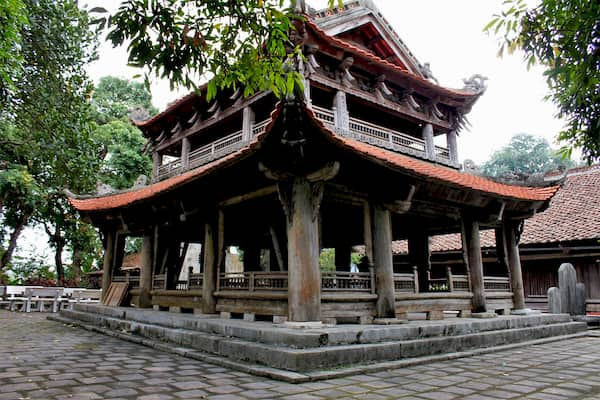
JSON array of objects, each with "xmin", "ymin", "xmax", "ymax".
[{"xmin": 86, "ymin": 0, "xmax": 568, "ymax": 164}]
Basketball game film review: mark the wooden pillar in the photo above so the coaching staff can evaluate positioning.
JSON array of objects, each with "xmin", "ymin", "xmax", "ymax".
[
  {"xmin": 101, "ymin": 229, "xmax": 116, "ymax": 302},
  {"xmin": 422, "ymin": 123, "xmax": 435, "ymax": 160},
  {"xmin": 333, "ymin": 90, "xmax": 349, "ymax": 132},
  {"xmin": 286, "ymin": 178, "xmax": 321, "ymax": 322},
  {"xmin": 363, "ymin": 201, "xmax": 374, "ymax": 265},
  {"xmin": 447, "ymin": 129, "xmax": 459, "ymax": 165},
  {"xmin": 504, "ymin": 221, "xmax": 526, "ymax": 310},
  {"xmin": 181, "ymin": 137, "xmax": 191, "ymax": 170},
  {"xmin": 242, "ymin": 106, "xmax": 255, "ymax": 141},
  {"xmin": 137, "ymin": 234, "xmax": 154, "ymax": 308},
  {"xmin": 372, "ymin": 204, "xmax": 396, "ymax": 318},
  {"xmin": 202, "ymin": 219, "xmax": 218, "ymax": 314},
  {"xmin": 152, "ymin": 152, "xmax": 163, "ymax": 182},
  {"xmin": 462, "ymin": 216, "xmax": 486, "ymax": 313},
  {"xmin": 408, "ymin": 231, "xmax": 430, "ymax": 293}
]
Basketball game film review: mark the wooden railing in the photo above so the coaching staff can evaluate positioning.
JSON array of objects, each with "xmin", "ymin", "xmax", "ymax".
[
  {"xmin": 218, "ymin": 272, "xmax": 288, "ymax": 291},
  {"xmin": 321, "ymin": 271, "xmax": 374, "ymax": 293},
  {"xmin": 435, "ymin": 145, "xmax": 451, "ymax": 163},
  {"xmin": 151, "ymin": 270, "xmax": 204, "ymax": 291},
  {"xmin": 157, "ymin": 159, "xmax": 182, "ymax": 180},
  {"xmin": 394, "ymin": 267, "xmax": 419, "ymax": 293},
  {"xmin": 157, "ymin": 118, "xmax": 270, "ymax": 181},
  {"xmin": 484, "ymin": 276, "xmax": 511, "ymax": 292},
  {"xmin": 311, "ymin": 105, "xmax": 454, "ymax": 165},
  {"xmin": 156, "ymin": 104, "xmax": 456, "ymax": 182},
  {"xmin": 152, "ymin": 274, "xmax": 167, "ymax": 290},
  {"xmin": 312, "ymin": 105, "xmax": 335, "ymax": 126},
  {"xmin": 112, "ymin": 273, "xmax": 140, "ymax": 289}
]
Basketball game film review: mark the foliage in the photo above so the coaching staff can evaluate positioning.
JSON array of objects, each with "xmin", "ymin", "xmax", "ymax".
[
  {"xmin": 319, "ymin": 248, "xmax": 335, "ymax": 272},
  {"xmin": 481, "ymin": 133, "xmax": 573, "ymax": 179},
  {"xmin": 485, "ymin": 0, "xmax": 600, "ymax": 162},
  {"xmin": 94, "ymin": 0, "xmax": 339, "ymax": 100},
  {"xmin": 0, "ymin": 0, "xmax": 99, "ymax": 280},
  {"xmin": 93, "ymin": 119, "xmax": 152, "ymax": 189},
  {"xmin": 0, "ymin": 0, "xmax": 27, "ymax": 102},
  {"xmin": 5, "ymin": 254, "xmax": 54, "ymax": 285},
  {"xmin": 91, "ymin": 75, "xmax": 158, "ymax": 124}
]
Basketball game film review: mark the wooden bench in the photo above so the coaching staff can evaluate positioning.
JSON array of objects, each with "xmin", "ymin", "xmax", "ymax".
[{"xmin": 23, "ymin": 287, "xmax": 65, "ymax": 312}]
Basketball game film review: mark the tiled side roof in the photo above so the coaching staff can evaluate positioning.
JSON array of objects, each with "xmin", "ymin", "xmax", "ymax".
[
  {"xmin": 69, "ymin": 103, "xmax": 558, "ymax": 213},
  {"xmin": 325, "ymin": 134, "xmax": 559, "ymax": 202},
  {"xmin": 395, "ymin": 165, "xmax": 600, "ymax": 254},
  {"xmin": 520, "ymin": 165, "xmax": 600, "ymax": 245}
]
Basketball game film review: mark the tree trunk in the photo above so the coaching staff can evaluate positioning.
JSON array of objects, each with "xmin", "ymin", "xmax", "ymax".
[
  {"xmin": 0, "ymin": 214, "xmax": 29, "ymax": 271},
  {"xmin": 71, "ymin": 246, "xmax": 81, "ymax": 284},
  {"xmin": 54, "ymin": 230, "xmax": 65, "ymax": 282}
]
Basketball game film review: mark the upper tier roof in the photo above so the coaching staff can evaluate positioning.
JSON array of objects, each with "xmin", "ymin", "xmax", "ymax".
[
  {"xmin": 309, "ymin": 0, "xmax": 423, "ymax": 74},
  {"xmin": 132, "ymin": 1, "xmax": 482, "ymax": 133}
]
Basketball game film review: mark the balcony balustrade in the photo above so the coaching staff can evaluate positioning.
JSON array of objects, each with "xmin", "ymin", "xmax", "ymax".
[{"xmin": 155, "ymin": 106, "xmax": 456, "ymax": 181}]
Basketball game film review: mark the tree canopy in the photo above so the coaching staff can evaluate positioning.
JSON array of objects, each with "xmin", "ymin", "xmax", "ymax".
[
  {"xmin": 95, "ymin": 0, "xmax": 339, "ymax": 100},
  {"xmin": 485, "ymin": 0, "xmax": 600, "ymax": 162},
  {"xmin": 481, "ymin": 133, "xmax": 572, "ymax": 180}
]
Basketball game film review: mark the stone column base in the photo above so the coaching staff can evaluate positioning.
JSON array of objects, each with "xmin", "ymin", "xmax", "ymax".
[
  {"xmin": 511, "ymin": 308, "xmax": 541, "ymax": 316},
  {"xmin": 471, "ymin": 312, "xmax": 498, "ymax": 319},
  {"xmin": 282, "ymin": 321, "xmax": 324, "ymax": 329}
]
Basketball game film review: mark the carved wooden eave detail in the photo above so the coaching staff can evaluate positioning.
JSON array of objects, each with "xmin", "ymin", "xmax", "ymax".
[
  {"xmin": 310, "ymin": 0, "xmax": 422, "ymax": 74},
  {"xmin": 155, "ymin": 91, "xmax": 271, "ymax": 153}
]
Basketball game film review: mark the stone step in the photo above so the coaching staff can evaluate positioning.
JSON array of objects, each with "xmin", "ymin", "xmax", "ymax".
[
  {"xmin": 68, "ymin": 304, "xmax": 574, "ymax": 347},
  {"xmin": 53, "ymin": 305, "xmax": 588, "ymax": 376}
]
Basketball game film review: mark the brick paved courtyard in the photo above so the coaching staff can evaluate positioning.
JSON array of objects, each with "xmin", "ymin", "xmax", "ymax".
[{"xmin": 1, "ymin": 310, "xmax": 600, "ymax": 400}]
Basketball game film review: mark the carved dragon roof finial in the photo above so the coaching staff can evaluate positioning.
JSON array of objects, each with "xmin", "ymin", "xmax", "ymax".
[{"xmin": 462, "ymin": 74, "xmax": 488, "ymax": 93}]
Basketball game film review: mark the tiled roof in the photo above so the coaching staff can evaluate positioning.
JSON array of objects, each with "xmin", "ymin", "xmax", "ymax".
[
  {"xmin": 520, "ymin": 165, "xmax": 600, "ymax": 245},
  {"xmin": 131, "ymin": 13, "xmax": 479, "ymax": 131},
  {"xmin": 331, "ymin": 134, "xmax": 558, "ymax": 201},
  {"xmin": 304, "ymin": 18, "xmax": 481, "ymax": 100},
  {"xmin": 69, "ymin": 103, "xmax": 558, "ymax": 213},
  {"xmin": 393, "ymin": 165, "xmax": 600, "ymax": 254}
]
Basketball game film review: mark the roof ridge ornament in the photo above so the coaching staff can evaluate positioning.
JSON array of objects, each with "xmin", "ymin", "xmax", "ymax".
[
  {"xmin": 419, "ymin": 62, "xmax": 439, "ymax": 85},
  {"xmin": 462, "ymin": 74, "xmax": 488, "ymax": 93}
]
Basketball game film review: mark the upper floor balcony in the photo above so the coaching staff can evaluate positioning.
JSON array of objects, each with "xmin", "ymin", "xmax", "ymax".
[{"xmin": 153, "ymin": 103, "xmax": 459, "ymax": 182}]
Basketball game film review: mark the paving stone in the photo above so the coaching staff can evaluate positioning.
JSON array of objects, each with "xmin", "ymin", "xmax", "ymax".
[{"xmin": 2, "ymin": 310, "xmax": 600, "ymax": 400}]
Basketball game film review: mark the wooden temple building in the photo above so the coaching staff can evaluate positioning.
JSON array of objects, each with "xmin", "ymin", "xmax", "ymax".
[{"xmin": 69, "ymin": 0, "xmax": 559, "ymax": 324}]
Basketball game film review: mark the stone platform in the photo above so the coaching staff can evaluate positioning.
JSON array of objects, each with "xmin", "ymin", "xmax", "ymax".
[{"xmin": 50, "ymin": 304, "xmax": 588, "ymax": 382}]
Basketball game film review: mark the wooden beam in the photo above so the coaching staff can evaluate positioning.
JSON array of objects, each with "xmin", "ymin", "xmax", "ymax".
[
  {"xmin": 269, "ymin": 226, "xmax": 285, "ymax": 272},
  {"xmin": 219, "ymin": 185, "xmax": 277, "ymax": 207}
]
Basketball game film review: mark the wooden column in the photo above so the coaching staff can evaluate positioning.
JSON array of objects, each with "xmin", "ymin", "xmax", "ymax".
[
  {"xmin": 181, "ymin": 137, "xmax": 191, "ymax": 170},
  {"xmin": 447, "ymin": 129, "xmax": 459, "ymax": 165},
  {"xmin": 408, "ymin": 231, "xmax": 431, "ymax": 293},
  {"xmin": 152, "ymin": 152, "xmax": 162, "ymax": 182},
  {"xmin": 363, "ymin": 201, "xmax": 374, "ymax": 265},
  {"xmin": 462, "ymin": 216, "xmax": 487, "ymax": 313},
  {"xmin": 202, "ymin": 219, "xmax": 218, "ymax": 314},
  {"xmin": 504, "ymin": 221, "xmax": 526, "ymax": 310},
  {"xmin": 101, "ymin": 230, "xmax": 116, "ymax": 302},
  {"xmin": 372, "ymin": 204, "xmax": 396, "ymax": 318},
  {"xmin": 333, "ymin": 90, "xmax": 349, "ymax": 132},
  {"xmin": 242, "ymin": 106, "xmax": 255, "ymax": 141},
  {"xmin": 137, "ymin": 234, "xmax": 153, "ymax": 308},
  {"xmin": 422, "ymin": 123, "xmax": 435, "ymax": 160},
  {"xmin": 286, "ymin": 178, "xmax": 321, "ymax": 322}
]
